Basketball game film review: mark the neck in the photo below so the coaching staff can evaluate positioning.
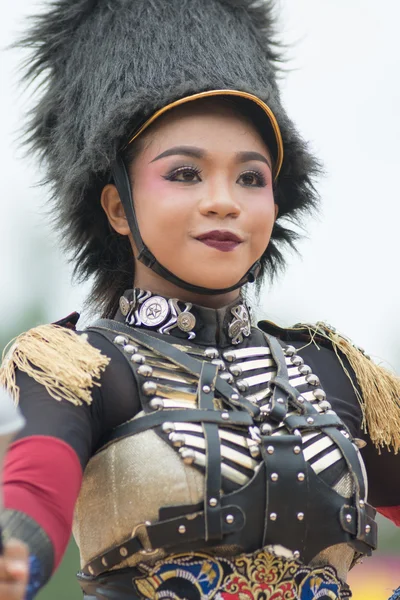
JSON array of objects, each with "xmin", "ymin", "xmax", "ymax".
[{"xmin": 134, "ymin": 266, "xmax": 242, "ymax": 309}]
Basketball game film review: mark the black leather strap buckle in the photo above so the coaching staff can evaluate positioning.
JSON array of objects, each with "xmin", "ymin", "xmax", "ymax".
[{"xmin": 83, "ymin": 505, "xmax": 245, "ymax": 577}]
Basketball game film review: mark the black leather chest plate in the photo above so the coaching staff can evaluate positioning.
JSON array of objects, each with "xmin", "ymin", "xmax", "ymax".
[{"xmin": 83, "ymin": 320, "xmax": 377, "ymax": 576}]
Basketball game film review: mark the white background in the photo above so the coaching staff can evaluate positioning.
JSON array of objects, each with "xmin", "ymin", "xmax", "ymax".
[{"xmin": 0, "ymin": 0, "xmax": 399, "ymax": 370}]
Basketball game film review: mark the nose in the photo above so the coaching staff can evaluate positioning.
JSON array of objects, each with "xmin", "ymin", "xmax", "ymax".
[{"xmin": 198, "ymin": 180, "xmax": 241, "ymax": 219}]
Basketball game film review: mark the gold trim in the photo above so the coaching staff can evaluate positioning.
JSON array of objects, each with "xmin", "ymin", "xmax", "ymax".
[{"xmin": 127, "ymin": 90, "xmax": 284, "ymax": 180}]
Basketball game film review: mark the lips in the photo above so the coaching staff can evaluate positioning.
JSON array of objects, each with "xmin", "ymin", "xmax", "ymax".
[{"xmin": 196, "ymin": 230, "xmax": 243, "ymax": 252}]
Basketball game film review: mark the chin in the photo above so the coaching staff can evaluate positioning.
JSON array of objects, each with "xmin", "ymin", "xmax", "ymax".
[{"xmin": 184, "ymin": 269, "xmax": 246, "ymax": 290}]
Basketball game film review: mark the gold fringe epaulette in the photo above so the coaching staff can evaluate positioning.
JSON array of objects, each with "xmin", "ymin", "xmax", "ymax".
[
  {"xmin": 0, "ymin": 324, "xmax": 110, "ymax": 406},
  {"xmin": 259, "ymin": 320, "xmax": 400, "ymax": 453}
]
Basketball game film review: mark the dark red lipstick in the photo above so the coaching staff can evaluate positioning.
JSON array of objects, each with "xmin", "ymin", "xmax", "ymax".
[{"xmin": 196, "ymin": 230, "xmax": 243, "ymax": 252}]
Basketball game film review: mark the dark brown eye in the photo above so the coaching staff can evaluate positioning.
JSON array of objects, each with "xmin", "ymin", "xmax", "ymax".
[
  {"xmin": 237, "ymin": 170, "xmax": 267, "ymax": 188},
  {"xmin": 164, "ymin": 166, "xmax": 202, "ymax": 183}
]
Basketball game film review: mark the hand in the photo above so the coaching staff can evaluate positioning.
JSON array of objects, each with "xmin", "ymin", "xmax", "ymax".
[{"xmin": 0, "ymin": 539, "xmax": 29, "ymax": 600}]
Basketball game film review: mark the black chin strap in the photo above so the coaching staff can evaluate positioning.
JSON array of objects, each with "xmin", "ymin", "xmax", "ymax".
[{"xmin": 111, "ymin": 156, "xmax": 261, "ymax": 295}]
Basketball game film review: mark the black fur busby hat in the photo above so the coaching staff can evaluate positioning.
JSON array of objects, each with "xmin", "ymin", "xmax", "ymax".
[{"xmin": 20, "ymin": 0, "xmax": 320, "ymax": 315}]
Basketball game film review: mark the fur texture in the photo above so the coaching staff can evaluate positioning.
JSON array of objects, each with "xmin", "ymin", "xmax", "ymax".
[{"xmin": 18, "ymin": 0, "xmax": 321, "ymax": 315}]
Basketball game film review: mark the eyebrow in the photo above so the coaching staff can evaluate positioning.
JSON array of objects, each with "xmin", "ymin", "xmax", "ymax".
[{"xmin": 150, "ymin": 145, "xmax": 271, "ymax": 170}]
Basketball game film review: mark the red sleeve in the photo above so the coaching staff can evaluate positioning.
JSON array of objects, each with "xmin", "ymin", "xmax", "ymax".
[
  {"xmin": 3, "ymin": 436, "xmax": 83, "ymax": 569},
  {"xmin": 377, "ymin": 506, "xmax": 400, "ymax": 527}
]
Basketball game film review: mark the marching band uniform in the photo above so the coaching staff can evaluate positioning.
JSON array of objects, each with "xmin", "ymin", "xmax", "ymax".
[{"xmin": 1, "ymin": 1, "xmax": 399, "ymax": 598}]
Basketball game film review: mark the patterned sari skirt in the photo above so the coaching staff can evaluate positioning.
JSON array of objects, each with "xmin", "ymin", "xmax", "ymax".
[{"xmin": 79, "ymin": 548, "xmax": 352, "ymax": 599}]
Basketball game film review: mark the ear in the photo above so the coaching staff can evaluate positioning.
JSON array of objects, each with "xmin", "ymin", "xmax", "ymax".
[
  {"xmin": 274, "ymin": 203, "xmax": 279, "ymax": 220},
  {"xmin": 101, "ymin": 184, "xmax": 130, "ymax": 236}
]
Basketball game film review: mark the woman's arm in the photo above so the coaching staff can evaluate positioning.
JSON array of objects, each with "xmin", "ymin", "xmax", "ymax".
[
  {"xmin": 297, "ymin": 339, "xmax": 400, "ymax": 525},
  {"xmin": 0, "ymin": 326, "xmax": 139, "ymax": 597}
]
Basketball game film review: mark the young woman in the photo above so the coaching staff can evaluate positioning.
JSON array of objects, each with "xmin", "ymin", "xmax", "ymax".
[{"xmin": 0, "ymin": 1, "xmax": 399, "ymax": 599}]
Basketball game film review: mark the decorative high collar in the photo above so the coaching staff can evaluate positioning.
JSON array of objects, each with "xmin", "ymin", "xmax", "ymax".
[{"xmin": 114, "ymin": 289, "xmax": 252, "ymax": 347}]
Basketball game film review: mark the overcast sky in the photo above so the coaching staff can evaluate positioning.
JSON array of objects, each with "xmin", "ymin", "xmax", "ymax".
[{"xmin": 0, "ymin": 0, "xmax": 399, "ymax": 368}]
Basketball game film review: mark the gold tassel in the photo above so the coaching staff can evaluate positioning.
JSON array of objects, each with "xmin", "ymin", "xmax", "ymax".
[
  {"xmin": 0, "ymin": 324, "xmax": 110, "ymax": 406},
  {"xmin": 294, "ymin": 322, "xmax": 400, "ymax": 454}
]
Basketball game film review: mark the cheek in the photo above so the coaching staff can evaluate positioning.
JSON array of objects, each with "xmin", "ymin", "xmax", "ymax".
[
  {"xmin": 248, "ymin": 193, "xmax": 277, "ymax": 241},
  {"xmin": 133, "ymin": 174, "xmax": 190, "ymax": 244}
]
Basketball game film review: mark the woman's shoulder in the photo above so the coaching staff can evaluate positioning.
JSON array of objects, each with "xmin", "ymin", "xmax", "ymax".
[
  {"xmin": 0, "ymin": 312, "xmax": 112, "ymax": 407},
  {"xmin": 259, "ymin": 318, "xmax": 400, "ymax": 455}
]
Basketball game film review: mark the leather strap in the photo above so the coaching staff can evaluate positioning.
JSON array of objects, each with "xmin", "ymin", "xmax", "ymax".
[
  {"xmin": 83, "ymin": 504, "xmax": 245, "ymax": 577},
  {"xmin": 263, "ymin": 333, "xmax": 316, "ymax": 422},
  {"xmin": 90, "ymin": 320, "xmax": 259, "ymax": 418},
  {"xmin": 261, "ymin": 433, "xmax": 307, "ymax": 549},
  {"xmin": 97, "ymin": 408, "xmax": 253, "ymax": 453},
  {"xmin": 199, "ymin": 362, "xmax": 222, "ymax": 541}
]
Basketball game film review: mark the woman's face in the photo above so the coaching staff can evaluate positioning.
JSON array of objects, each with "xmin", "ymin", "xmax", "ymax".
[{"xmin": 128, "ymin": 101, "xmax": 277, "ymax": 295}]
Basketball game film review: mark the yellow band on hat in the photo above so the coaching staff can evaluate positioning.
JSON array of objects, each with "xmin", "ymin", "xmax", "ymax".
[{"xmin": 127, "ymin": 89, "xmax": 284, "ymax": 180}]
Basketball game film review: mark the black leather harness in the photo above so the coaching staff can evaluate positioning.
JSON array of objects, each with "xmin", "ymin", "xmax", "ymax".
[{"xmin": 80, "ymin": 320, "xmax": 377, "ymax": 578}]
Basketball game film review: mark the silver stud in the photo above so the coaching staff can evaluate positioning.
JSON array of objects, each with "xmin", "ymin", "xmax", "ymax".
[
  {"xmin": 284, "ymin": 345, "xmax": 296, "ymax": 357},
  {"xmin": 341, "ymin": 430, "xmax": 350, "ymax": 439},
  {"xmin": 293, "ymin": 551, "xmax": 300, "ymax": 559},
  {"xmin": 179, "ymin": 447, "xmax": 195, "ymax": 464},
  {"xmin": 306, "ymin": 417, "xmax": 314, "ymax": 425},
  {"xmin": 205, "ymin": 348, "xmax": 219, "ymax": 360},
  {"xmin": 365, "ymin": 524, "xmax": 371, "ymax": 534},
  {"xmin": 346, "ymin": 514, "xmax": 352, "ymax": 523},
  {"xmin": 223, "ymin": 351, "xmax": 236, "ymax": 362},
  {"xmin": 297, "ymin": 472, "xmax": 305, "ymax": 482},
  {"xmin": 299, "ymin": 364, "xmax": 312, "ymax": 376},
  {"xmin": 297, "ymin": 396, "xmax": 305, "ymax": 404},
  {"xmin": 149, "ymin": 398, "xmax": 164, "ymax": 410},
  {"xmin": 270, "ymin": 512, "xmax": 277, "ymax": 521},
  {"xmin": 221, "ymin": 411, "xmax": 230, "ymax": 420},
  {"xmin": 293, "ymin": 446, "xmax": 301, "ymax": 455},
  {"xmin": 230, "ymin": 393, "xmax": 240, "ymax": 401},
  {"xmin": 169, "ymin": 433, "xmax": 185, "ymax": 447},
  {"xmin": 271, "ymin": 472, "xmax": 279, "ymax": 482},
  {"xmin": 267, "ymin": 445, "xmax": 275, "ymax": 454},
  {"xmin": 123, "ymin": 344, "xmax": 138, "ymax": 355},
  {"xmin": 211, "ymin": 359, "xmax": 226, "ymax": 371},
  {"xmin": 260, "ymin": 404, "xmax": 271, "ymax": 414},
  {"xmin": 306, "ymin": 374, "xmax": 320, "ymax": 386},
  {"xmin": 114, "ymin": 335, "xmax": 128, "ymax": 346},
  {"xmin": 277, "ymin": 398, "xmax": 284, "ymax": 404},
  {"xmin": 202, "ymin": 385, "xmax": 211, "ymax": 394},
  {"xmin": 291, "ymin": 355, "xmax": 304, "ymax": 367},
  {"xmin": 237, "ymin": 380, "xmax": 249, "ymax": 392},
  {"xmin": 101, "ymin": 557, "xmax": 108, "ymax": 567},
  {"xmin": 319, "ymin": 400, "xmax": 332, "ymax": 411},
  {"xmin": 209, "ymin": 498, "xmax": 218, "ymax": 507},
  {"xmin": 88, "ymin": 566, "xmax": 94, "ymax": 575},
  {"xmin": 297, "ymin": 512, "xmax": 305, "ymax": 521},
  {"xmin": 249, "ymin": 445, "xmax": 261, "ymax": 458},
  {"xmin": 229, "ymin": 365, "xmax": 242, "ymax": 376},
  {"xmin": 137, "ymin": 365, "xmax": 153, "ymax": 377},
  {"xmin": 131, "ymin": 353, "xmax": 146, "ymax": 364},
  {"xmin": 143, "ymin": 381, "xmax": 158, "ymax": 395},
  {"xmin": 359, "ymin": 500, "xmax": 365, "ymax": 508},
  {"xmin": 313, "ymin": 388, "xmax": 326, "ymax": 401},
  {"xmin": 178, "ymin": 525, "xmax": 186, "ymax": 534},
  {"xmin": 161, "ymin": 422, "xmax": 175, "ymax": 434},
  {"xmin": 120, "ymin": 547, "xmax": 128, "ymax": 557},
  {"xmin": 261, "ymin": 423, "xmax": 272, "ymax": 435},
  {"xmin": 226, "ymin": 514, "xmax": 235, "ymax": 524},
  {"xmin": 355, "ymin": 438, "xmax": 367, "ymax": 449},
  {"xmin": 220, "ymin": 372, "xmax": 234, "ymax": 384},
  {"xmin": 119, "ymin": 296, "xmax": 131, "ymax": 316}
]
